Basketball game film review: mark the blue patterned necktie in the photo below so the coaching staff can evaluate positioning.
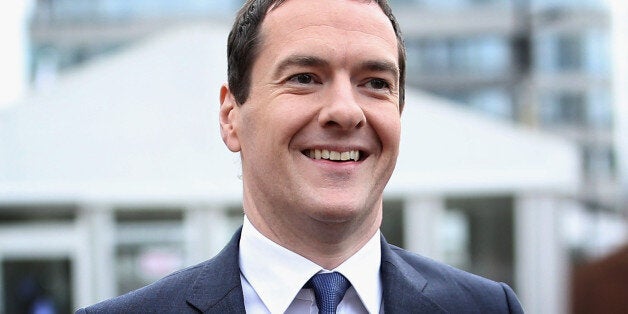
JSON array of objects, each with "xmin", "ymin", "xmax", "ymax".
[{"xmin": 306, "ymin": 272, "xmax": 352, "ymax": 314}]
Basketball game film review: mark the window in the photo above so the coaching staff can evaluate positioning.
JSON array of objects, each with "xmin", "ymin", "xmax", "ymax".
[
  {"xmin": 2, "ymin": 259, "xmax": 72, "ymax": 314},
  {"xmin": 540, "ymin": 91, "xmax": 587, "ymax": 127},
  {"xmin": 586, "ymin": 88, "xmax": 613, "ymax": 129},
  {"xmin": 381, "ymin": 199, "xmax": 405, "ymax": 248},
  {"xmin": 114, "ymin": 209, "xmax": 184, "ymax": 294},
  {"xmin": 535, "ymin": 31, "xmax": 609, "ymax": 74},
  {"xmin": 532, "ymin": 0, "xmax": 607, "ymax": 11},
  {"xmin": 34, "ymin": 0, "xmax": 238, "ymax": 21},
  {"xmin": 557, "ymin": 35, "xmax": 584, "ymax": 70},
  {"xmin": 445, "ymin": 197, "xmax": 516, "ymax": 286},
  {"xmin": 582, "ymin": 145, "xmax": 615, "ymax": 181},
  {"xmin": 409, "ymin": 36, "xmax": 510, "ymax": 75},
  {"xmin": 467, "ymin": 88, "xmax": 514, "ymax": 119},
  {"xmin": 432, "ymin": 88, "xmax": 514, "ymax": 120}
]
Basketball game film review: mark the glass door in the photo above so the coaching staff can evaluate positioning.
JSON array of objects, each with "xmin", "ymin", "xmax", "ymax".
[{"xmin": 2, "ymin": 258, "xmax": 72, "ymax": 314}]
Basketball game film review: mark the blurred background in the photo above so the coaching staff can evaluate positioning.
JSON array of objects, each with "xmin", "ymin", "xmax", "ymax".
[{"xmin": 0, "ymin": 0, "xmax": 626, "ymax": 313}]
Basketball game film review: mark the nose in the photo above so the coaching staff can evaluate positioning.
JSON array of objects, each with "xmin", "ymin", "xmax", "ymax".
[{"xmin": 318, "ymin": 79, "xmax": 366, "ymax": 131}]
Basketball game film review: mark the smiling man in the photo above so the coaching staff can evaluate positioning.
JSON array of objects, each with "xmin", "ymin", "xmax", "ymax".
[{"xmin": 77, "ymin": 0, "xmax": 524, "ymax": 313}]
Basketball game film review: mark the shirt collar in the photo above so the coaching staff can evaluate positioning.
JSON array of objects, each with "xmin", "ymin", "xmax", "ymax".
[
  {"xmin": 239, "ymin": 216, "xmax": 382, "ymax": 314},
  {"xmin": 239, "ymin": 216, "xmax": 320, "ymax": 313},
  {"xmin": 335, "ymin": 227, "xmax": 382, "ymax": 314}
]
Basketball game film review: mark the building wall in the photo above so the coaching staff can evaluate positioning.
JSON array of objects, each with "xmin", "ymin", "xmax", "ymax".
[
  {"xmin": 610, "ymin": 0, "xmax": 628, "ymax": 210},
  {"xmin": 392, "ymin": 0, "xmax": 617, "ymax": 212}
]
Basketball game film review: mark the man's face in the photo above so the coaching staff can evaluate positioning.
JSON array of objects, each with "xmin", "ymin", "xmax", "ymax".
[{"xmin": 221, "ymin": 0, "xmax": 401, "ymax": 229}]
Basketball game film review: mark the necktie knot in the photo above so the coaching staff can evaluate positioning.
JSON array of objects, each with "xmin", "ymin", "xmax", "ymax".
[{"xmin": 306, "ymin": 272, "xmax": 351, "ymax": 314}]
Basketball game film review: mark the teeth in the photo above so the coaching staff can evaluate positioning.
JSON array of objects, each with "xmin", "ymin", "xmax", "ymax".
[
  {"xmin": 330, "ymin": 151, "xmax": 340, "ymax": 160},
  {"xmin": 352, "ymin": 150, "xmax": 360, "ymax": 161},
  {"xmin": 307, "ymin": 149, "xmax": 360, "ymax": 161}
]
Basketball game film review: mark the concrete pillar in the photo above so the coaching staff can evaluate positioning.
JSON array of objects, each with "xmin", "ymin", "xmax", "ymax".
[
  {"xmin": 73, "ymin": 214, "xmax": 92, "ymax": 309},
  {"xmin": 610, "ymin": 0, "xmax": 628, "ymax": 211},
  {"xmin": 0, "ymin": 252, "xmax": 4, "ymax": 313},
  {"xmin": 0, "ymin": 0, "xmax": 33, "ymax": 108},
  {"xmin": 515, "ymin": 195, "xmax": 569, "ymax": 314},
  {"xmin": 76, "ymin": 204, "xmax": 116, "ymax": 305},
  {"xmin": 184, "ymin": 204, "xmax": 231, "ymax": 266},
  {"xmin": 403, "ymin": 196, "xmax": 446, "ymax": 261}
]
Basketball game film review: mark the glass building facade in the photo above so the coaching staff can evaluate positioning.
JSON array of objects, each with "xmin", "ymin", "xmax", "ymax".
[{"xmin": 391, "ymin": 0, "xmax": 615, "ymax": 208}]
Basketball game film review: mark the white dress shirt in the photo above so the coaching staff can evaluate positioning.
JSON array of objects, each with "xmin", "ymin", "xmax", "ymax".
[{"xmin": 239, "ymin": 216, "xmax": 383, "ymax": 313}]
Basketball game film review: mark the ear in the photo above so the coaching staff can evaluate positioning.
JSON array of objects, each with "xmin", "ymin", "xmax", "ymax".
[{"xmin": 219, "ymin": 84, "xmax": 241, "ymax": 152}]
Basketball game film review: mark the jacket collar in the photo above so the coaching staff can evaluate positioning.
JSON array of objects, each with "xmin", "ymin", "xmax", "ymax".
[
  {"xmin": 186, "ymin": 228, "xmax": 246, "ymax": 313},
  {"xmin": 184, "ymin": 228, "xmax": 446, "ymax": 313},
  {"xmin": 380, "ymin": 236, "xmax": 447, "ymax": 313}
]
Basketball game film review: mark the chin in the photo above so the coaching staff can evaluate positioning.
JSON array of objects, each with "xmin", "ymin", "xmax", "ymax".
[{"xmin": 308, "ymin": 201, "xmax": 370, "ymax": 224}]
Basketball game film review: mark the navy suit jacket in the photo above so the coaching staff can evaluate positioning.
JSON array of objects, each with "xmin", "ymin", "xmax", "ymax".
[{"xmin": 77, "ymin": 229, "xmax": 524, "ymax": 313}]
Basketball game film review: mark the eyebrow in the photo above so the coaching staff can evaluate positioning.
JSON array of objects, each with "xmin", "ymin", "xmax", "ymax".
[
  {"xmin": 273, "ymin": 54, "xmax": 399, "ymax": 84},
  {"xmin": 359, "ymin": 60, "xmax": 400, "ymax": 85},
  {"xmin": 273, "ymin": 55, "xmax": 329, "ymax": 78}
]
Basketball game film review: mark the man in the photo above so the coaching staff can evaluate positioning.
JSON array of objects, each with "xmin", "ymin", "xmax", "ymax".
[{"xmin": 78, "ymin": 0, "xmax": 524, "ymax": 313}]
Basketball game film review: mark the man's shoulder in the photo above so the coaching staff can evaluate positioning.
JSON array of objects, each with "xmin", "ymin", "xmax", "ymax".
[
  {"xmin": 76, "ymin": 261, "xmax": 210, "ymax": 313},
  {"xmin": 76, "ymin": 229, "xmax": 244, "ymax": 313},
  {"xmin": 388, "ymin": 244, "xmax": 496, "ymax": 286},
  {"xmin": 383, "ymin": 243, "xmax": 524, "ymax": 313}
]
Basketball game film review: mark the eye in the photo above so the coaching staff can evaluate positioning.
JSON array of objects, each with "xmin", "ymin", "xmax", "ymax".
[
  {"xmin": 288, "ymin": 73, "xmax": 315, "ymax": 84},
  {"xmin": 365, "ymin": 78, "xmax": 390, "ymax": 91}
]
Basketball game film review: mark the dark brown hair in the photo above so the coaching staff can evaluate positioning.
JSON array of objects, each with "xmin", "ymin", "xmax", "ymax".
[{"xmin": 227, "ymin": 0, "xmax": 406, "ymax": 111}]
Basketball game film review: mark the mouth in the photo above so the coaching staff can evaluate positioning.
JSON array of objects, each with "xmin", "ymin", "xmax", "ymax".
[{"xmin": 302, "ymin": 149, "xmax": 362, "ymax": 162}]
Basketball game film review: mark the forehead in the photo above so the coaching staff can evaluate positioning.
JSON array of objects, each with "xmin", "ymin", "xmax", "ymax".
[{"xmin": 260, "ymin": 0, "xmax": 396, "ymax": 50}]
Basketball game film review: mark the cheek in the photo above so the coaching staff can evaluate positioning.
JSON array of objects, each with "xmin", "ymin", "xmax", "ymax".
[
  {"xmin": 241, "ymin": 103, "xmax": 313, "ymax": 152},
  {"xmin": 367, "ymin": 109, "xmax": 401, "ymax": 150},
  {"xmin": 274, "ymin": 96, "xmax": 321, "ymax": 133}
]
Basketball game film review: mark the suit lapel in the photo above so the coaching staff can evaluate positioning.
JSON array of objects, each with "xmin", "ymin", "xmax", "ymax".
[
  {"xmin": 186, "ymin": 229, "xmax": 246, "ymax": 313},
  {"xmin": 183, "ymin": 229, "xmax": 448, "ymax": 313},
  {"xmin": 380, "ymin": 236, "xmax": 447, "ymax": 313}
]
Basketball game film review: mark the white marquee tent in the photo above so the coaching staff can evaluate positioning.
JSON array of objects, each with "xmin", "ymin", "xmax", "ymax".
[{"xmin": 0, "ymin": 24, "xmax": 579, "ymax": 202}]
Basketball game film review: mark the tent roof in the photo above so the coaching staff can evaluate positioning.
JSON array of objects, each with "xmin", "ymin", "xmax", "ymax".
[{"xmin": 0, "ymin": 23, "xmax": 580, "ymax": 204}]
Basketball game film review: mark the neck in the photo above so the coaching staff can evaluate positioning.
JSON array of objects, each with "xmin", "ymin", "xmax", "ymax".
[{"xmin": 244, "ymin": 205, "xmax": 382, "ymax": 269}]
